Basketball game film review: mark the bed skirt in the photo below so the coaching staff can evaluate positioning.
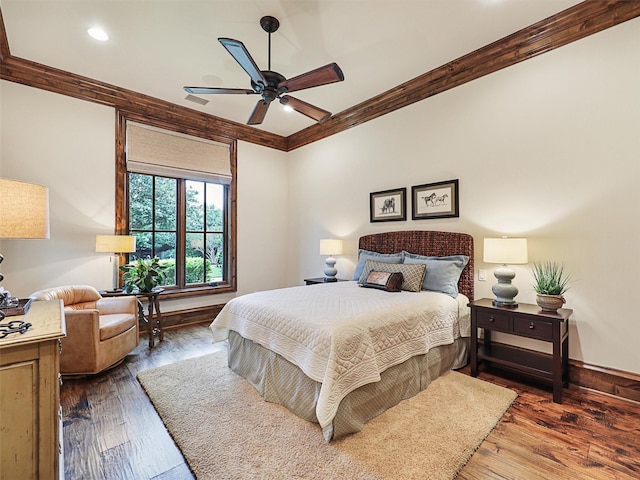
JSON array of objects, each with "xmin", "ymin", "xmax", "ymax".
[{"xmin": 227, "ymin": 331, "xmax": 470, "ymax": 441}]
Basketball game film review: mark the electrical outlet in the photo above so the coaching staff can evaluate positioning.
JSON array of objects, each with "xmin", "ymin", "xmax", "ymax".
[{"xmin": 478, "ymin": 269, "xmax": 487, "ymax": 282}]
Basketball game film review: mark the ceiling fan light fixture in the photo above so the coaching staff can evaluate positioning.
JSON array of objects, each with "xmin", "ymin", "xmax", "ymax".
[
  {"xmin": 87, "ymin": 27, "xmax": 109, "ymax": 42},
  {"xmin": 283, "ymin": 105, "xmax": 294, "ymax": 112}
]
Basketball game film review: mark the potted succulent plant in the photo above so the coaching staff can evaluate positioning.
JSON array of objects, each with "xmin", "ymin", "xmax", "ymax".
[
  {"xmin": 531, "ymin": 261, "xmax": 571, "ymax": 312},
  {"xmin": 120, "ymin": 257, "xmax": 168, "ymax": 293}
]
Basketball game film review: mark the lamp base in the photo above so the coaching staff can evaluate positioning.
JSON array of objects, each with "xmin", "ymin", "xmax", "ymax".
[
  {"xmin": 323, "ymin": 255, "xmax": 338, "ymax": 282},
  {"xmin": 111, "ymin": 255, "xmax": 121, "ymax": 291},
  {"xmin": 492, "ymin": 299, "xmax": 518, "ymax": 308},
  {"xmin": 491, "ymin": 264, "xmax": 519, "ymax": 308}
]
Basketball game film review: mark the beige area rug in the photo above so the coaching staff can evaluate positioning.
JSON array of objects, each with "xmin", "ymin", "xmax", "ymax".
[{"xmin": 137, "ymin": 351, "xmax": 516, "ymax": 480}]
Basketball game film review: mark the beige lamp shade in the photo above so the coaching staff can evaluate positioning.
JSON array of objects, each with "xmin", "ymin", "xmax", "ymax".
[
  {"xmin": 319, "ymin": 238, "xmax": 343, "ymax": 256},
  {"xmin": 484, "ymin": 238, "xmax": 528, "ymax": 264},
  {"xmin": 95, "ymin": 235, "xmax": 137, "ymax": 253},
  {"xmin": 0, "ymin": 178, "xmax": 50, "ymax": 239}
]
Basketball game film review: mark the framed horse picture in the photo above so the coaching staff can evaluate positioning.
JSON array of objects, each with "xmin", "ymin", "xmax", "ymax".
[
  {"xmin": 370, "ymin": 187, "xmax": 406, "ymax": 222},
  {"xmin": 411, "ymin": 179, "xmax": 459, "ymax": 220}
]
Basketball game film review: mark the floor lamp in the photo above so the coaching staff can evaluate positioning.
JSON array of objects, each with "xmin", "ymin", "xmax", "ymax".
[
  {"xmin": 95, "ymin": 235, "xmax": 137, "ymax": 292},
  {"xmin": 0, "ymin": 178, "xmax": 50, "ymax": 322}
]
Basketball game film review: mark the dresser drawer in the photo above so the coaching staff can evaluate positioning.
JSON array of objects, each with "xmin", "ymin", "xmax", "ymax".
[
  {"xmin": 476, "ymin": 310, "xmax": 510, "ymax": 331},
  {"xmin": 513, "ymin": 315, "xmax": 554, "ymax": 340}
]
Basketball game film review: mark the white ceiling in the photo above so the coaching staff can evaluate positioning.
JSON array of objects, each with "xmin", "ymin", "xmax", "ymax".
[{"xmin": 2, "ymin": 0, "xmax": 580, "ymax": 137}]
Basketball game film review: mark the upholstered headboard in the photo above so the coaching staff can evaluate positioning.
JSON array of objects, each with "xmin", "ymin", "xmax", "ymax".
[{"xmin": 358, "ymin": 230, "xmax": 474, "ymax": 300}]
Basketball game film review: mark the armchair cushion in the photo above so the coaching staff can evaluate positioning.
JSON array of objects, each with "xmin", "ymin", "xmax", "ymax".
[{"xmin": 100, "ymin": 313, "xmax": 137, "ymax": 341}]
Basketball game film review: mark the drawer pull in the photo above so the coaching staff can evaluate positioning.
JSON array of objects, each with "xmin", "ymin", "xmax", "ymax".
[
  {"xmin": 489, "ymin": 317, "xmax": 495, "ymax": 322},
  {"xmin": 529, "ymin": 322, "xmax": 535, "ymax": 329}
]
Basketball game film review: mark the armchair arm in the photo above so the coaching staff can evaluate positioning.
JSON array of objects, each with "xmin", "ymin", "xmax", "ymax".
[
  {"xmin": 96, "ymin": 296, "xmax": 138, "ymax": 316},
  {"xmin": 63, "ymin": 309, "xmax": 101, "ymax": 339},
  {"xmin": 59, "ymin": 309, "xmax": 100, "ymax": 373}
]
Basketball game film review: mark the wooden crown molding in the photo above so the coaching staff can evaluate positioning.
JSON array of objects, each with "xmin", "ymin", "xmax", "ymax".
[
  {"xmin": 1, "ymin": 2, "xmax": 639, "ymax": 152},
  {"xmin": 0, "ymin": 9, "xmax": 9, "ymax": 60}
]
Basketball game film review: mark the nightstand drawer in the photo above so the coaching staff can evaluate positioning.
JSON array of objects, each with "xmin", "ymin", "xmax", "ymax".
[
  {"xmin": 476, "ymin": 310, "xmax": 510, "ymax": 331},
  {"xmin": 513, "ymin": 315, "xmax": 554, "ymax": 340}
]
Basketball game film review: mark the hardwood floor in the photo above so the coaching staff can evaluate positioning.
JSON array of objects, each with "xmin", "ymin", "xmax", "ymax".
[{"xmin": 61, "ymin": 325, "xmax": 640, "ymax": 479}]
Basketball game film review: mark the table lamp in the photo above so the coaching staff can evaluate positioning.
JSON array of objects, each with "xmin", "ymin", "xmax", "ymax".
[
  {"xmin": 319, "ymin": 238, "xmax": 343, "ymax": 282},
  {"xmin": 96, "ymin": 235, "xmax": 137, "ymax": 292},
  {"xmin": 484, "ymin": 237, "xmax": 528, "ymax": 307},
  {"xmin": 0, "ymin": 178, "xmax": 50, "ymax": 321}
]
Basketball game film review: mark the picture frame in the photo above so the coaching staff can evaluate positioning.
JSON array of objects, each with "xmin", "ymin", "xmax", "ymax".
[
  {"xmin": 411, "ymin": 179, "xmax": 459, "ymax": 220},
  {"xmin": 370, "ymin": 188, "xmax": 407, "ymax": 222}
]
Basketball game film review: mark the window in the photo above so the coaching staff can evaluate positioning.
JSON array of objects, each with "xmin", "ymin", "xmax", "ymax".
[{"xmin": 116, "ymin": 115, "xmax": 236, "ymax": 296}]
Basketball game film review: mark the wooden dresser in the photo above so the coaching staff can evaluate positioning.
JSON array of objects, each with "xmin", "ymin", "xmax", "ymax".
[{"xmin": 0, "ymin": 300, "xmax": 66, "ymax": 480}]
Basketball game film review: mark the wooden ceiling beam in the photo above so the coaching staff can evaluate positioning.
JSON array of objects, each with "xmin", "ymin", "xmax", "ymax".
[{"xmin": 286, "ymin": 1, "xmax": 640, "ymax": 151}]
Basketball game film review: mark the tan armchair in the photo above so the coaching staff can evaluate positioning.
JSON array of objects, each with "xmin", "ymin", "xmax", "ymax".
[{"xmin": 30, "ymin": 285, "xmax": 139, "ymax": 375}]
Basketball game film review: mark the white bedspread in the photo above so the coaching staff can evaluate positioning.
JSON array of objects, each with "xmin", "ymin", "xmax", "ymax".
[{"xmin": 210, "ymin": 281, "xmax": 470, "ymax": 433}]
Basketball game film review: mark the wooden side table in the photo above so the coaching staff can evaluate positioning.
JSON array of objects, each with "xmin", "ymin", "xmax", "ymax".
[
  {"xmin": 304, "ymin": 277, "xmax": 348, "ymax": 285},
  {"xmin": 469, "ymin": 298, "xmax": 572, "ymax": 403},
  {"xmin": 100, "ymin": 288, "xmax": 165, "ymax": 348}
]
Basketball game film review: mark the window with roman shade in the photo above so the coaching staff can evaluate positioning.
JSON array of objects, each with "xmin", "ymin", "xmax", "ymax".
[{"xmin": 121, "ymin": 120, "xmax": 236, "ymax": 295}]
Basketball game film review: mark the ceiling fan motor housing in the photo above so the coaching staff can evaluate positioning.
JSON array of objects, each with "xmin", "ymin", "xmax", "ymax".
[{"xmin": 251, "ymin": 70, "xmax": 286, "ymax": 102}]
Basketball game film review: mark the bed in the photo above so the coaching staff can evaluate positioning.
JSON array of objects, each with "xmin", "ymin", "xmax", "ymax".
[{"xmin": 210, "ymin": 230, "xmax": 474, "ymax": 441}]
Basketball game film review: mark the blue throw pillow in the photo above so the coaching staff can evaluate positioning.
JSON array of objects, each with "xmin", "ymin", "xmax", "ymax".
[
  {"xmin": 352, "ymin": 249, "xmax": 403, "ymax": 281},
  {"xmin": 402, "ymin": 251, "xmax": 469, "ymax": 297}
]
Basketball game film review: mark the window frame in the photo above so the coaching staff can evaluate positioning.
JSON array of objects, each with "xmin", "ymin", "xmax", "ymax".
[{"xmin": 115, "ymin": 111, "xmax": 237, "ymax": 298}]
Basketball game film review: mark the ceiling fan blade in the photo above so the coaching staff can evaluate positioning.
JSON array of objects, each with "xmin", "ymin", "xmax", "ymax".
[
  {"xmin": 280, "ymin": 95, "xmax": 331, "ymax": 123},
  {"xmin": 247, "ymin": 99, "xmax": 271, "ymax": 125},
  {"xmin": 218, "ymin": 38, "xmax": 267, "ymax": 88},
  {"xmin": 184, "ymin": 86, "xmax": 255, "ymax": 95},
  {"xmin": 278, "ymin": 63, "xmax": 344, "ymax": 94}
]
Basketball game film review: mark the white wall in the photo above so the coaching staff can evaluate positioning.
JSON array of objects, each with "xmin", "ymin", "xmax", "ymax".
[
  {"xmin": 1, "ymin": 82, "xmax": 116, "ymax": 293},
  {"xmin": 286, "ymin": 19, "xmax": 640, "ymax": 374},
  {"xmin": 235, "ymin": 140, "xmax": 289, "ymax": 295},
  {"xmin": 0, "ymin": 81, "xmax": 289, "ymax": 312}
]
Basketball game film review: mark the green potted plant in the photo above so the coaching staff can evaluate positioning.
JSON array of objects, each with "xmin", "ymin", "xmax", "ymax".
[
  {"xmin": 120, "ymin": 257, "xmax": 168, "ymax": 293},
  {"xmin": 531, "ymin": 261, "xmax": 571, "ymax": 312}
]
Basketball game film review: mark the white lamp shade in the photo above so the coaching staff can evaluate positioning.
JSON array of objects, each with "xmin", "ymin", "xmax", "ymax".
[
  {"xmin": 484, "ymin": 237, "xmax": 528, "ymax": 264},
  {"xmin": 319, "ymin": 238, "xmax": 343, "ymax": 256},
  {"xmin": 96, "ymin": 235, "xmax": 137, "ymax": 253},
  {"xmin": 0, "ymin": 178, "xmax": 50, "ymax": 239}
]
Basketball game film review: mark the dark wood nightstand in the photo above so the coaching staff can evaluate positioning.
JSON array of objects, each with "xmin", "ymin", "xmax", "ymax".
[
  {"xmin": 304, "ymin": 277, "xmax": 348, "ymax": 285},
  {"xmin": 469, "ymin": 298, "xmax": 572, "ymax": 403}
]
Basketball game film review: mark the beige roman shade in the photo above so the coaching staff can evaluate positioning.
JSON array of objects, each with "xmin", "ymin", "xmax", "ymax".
[{"xmin": 126, "ymin": 122, "xmax": 232, "ymax": 184}]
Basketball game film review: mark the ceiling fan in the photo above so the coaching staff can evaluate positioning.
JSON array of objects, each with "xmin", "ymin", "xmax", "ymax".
[{"xmin": 184, "ymin": 16, "xmax": 344, "ymax": 126}]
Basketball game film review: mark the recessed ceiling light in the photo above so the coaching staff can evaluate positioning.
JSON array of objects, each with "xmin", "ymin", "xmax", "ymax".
[
  {"xmin": 283, "ymin": 105, "xmax": 294, "ymax": 112},
  {"xmin": 87, "ymin": 27, "xmax": 109, "ymax": 42}
]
